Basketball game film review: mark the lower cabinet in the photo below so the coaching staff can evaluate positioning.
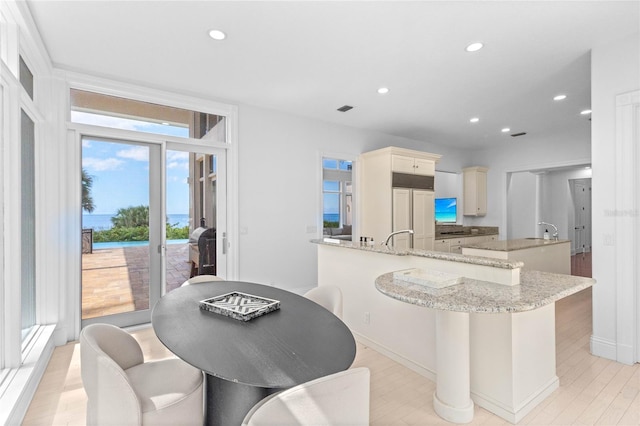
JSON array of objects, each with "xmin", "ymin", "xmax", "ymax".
[{"xmin": 434, "ymin": 234, "xmax": 498, "ymax": 253}]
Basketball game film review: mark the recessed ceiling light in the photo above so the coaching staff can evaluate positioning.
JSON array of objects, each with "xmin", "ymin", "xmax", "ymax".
[
  {"xmin": 208, "ymin": 29, "xmax": 226, "ymax": 40},
  {"xmin": 470, "ymin": 117, "xmax": 480, "ymax": 123},
  {"xmin": 501, "ymin": 128, "xmax": 511, "ymax": 133},
  {"xmin": 377, "ymin": 87, "xmax": 389, "ymax": 95},
  {"xmin": 553, "ymin": 94, "xmax": 567, "ymax": 101},
  {"xmin": 580, "ymin": 109, "xmax": 592, "ymax": 115},
  {"xmin": 162, "ymin": 122, "xmax": 170, "ymax": 126},
  {"xmin": 466, "ymin": 42, "xmax": 484, "ymax": 52}
]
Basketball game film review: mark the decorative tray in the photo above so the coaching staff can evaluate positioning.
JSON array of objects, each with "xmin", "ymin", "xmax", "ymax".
[
  {"xmin": 199, "ymin": 291, "xmax": 280, "ymax": 321},
  {"xmin": 393, "ymin": 268, "xmax": 464, "ymax": 289}
]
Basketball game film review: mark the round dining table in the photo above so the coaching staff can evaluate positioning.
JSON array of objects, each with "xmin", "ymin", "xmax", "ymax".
[{"xmin": 151, "ymin": 281, "xmax": 357, "ymax": 425}]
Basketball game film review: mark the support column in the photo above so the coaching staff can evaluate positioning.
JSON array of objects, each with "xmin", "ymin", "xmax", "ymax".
[{"xmin": 433, "ymin": 310, "xmax": 474, "ymax": 423}]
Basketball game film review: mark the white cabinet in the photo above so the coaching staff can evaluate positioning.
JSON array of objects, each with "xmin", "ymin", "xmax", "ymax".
[
  {"xmin": 433, "ymin": 234, "xmax": 499, "ymax": 253},
  {"xmin": 360, "ymin": 147, "xmax": 441, "ymax": 250},
  {"xmin": 434, "ymin": 239, "xmax": 450, "ymax": 252},
  {"xmin": 463, "ymin": 166, "xmax": 488, "ymax": 216},
  {"xmin": 391, "ymin": 188, "xmax": 435, "ymax": 250},
  {"xmin": 412, "ymin": 189, "xmax": 435, "ymax": 250},
  {"xmin": 449, "ymin": 237, "xmax": 465, "ymax": 253},
  {"xmin": 392, "ymin": 154, "xmax": 435, "ymax": 176}
]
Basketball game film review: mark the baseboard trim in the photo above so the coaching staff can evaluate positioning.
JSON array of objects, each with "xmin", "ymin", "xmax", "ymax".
[
  {"xmin": 471, "ymin": 375, "xmax": 559, "ymax": 423},
  {"xmin": 590, "ymin": 335, "xmax": 617, "ymax": 361},
  {"xmin": 0, "ymin": 324, "xmax": 56, "ymax": 425},
  {"xmin": 616, "ymin": 343, "xmax": 635, "ymax": 366},
  {"xmin": 352, "ymin": 331, "xmax": 436, "ymax": 382}
]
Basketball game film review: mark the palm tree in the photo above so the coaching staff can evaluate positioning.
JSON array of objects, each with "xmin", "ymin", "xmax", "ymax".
[
  {"xmin": 111, "ymin": 205, "xmax": 149, "ymax": 228},
  {"xmin": 82, "ymin": 168, "xmax": 95, "ymax": 213}
]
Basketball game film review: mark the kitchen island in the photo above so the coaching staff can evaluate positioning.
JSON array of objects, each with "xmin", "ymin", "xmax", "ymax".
[
  {"xmin": 314, "ymin": 239, "xmax": 594, "ymax": 423},
  {"xmin": 462, "ymin": 238, "xmax": 571, "ymax": 274}
]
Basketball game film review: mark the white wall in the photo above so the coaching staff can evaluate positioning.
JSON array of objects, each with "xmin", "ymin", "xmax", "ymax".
[
  {"xmin": 465, "ymin": 127, "xmax": 591, "ymax": 237},
  {"xmin": 236, "ymin": 104, "xmax": 468, "ymax": 293},
  {"xmin": 590, "ymin": 31, "xmax": 640, "ymax": 363},
  {"xmin": 540, "ymin": 168, "xmax": 592, "ymax": 250},
  {"xmin": 506, "ymin": 172, "xmax": 537, "ymax": 239}
]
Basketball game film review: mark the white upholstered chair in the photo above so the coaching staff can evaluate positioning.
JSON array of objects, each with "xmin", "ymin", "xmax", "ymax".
[
  {"xmin": 181, "ymin": 274, "xmax": 225, "ymax": 286},
  {"xmin": 241, "ymin": 367, "xmax": 370, "ymax": 426},
  {"xmin": 80, "ymin": 323, "xmax": 204, "ymax": 426},
  {"xmin": 303, "ymin": 285, "xmax": 343, "ymax": 319}
]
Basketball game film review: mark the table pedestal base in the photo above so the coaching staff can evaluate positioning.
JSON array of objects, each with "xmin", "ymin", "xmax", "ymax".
[
  {"xmin": 205, "ymin": 373, "xmax": 280, "ymax": 426},
  {"xmin": 434, "ymin": 310, "xmax": 474, "ymax": 424}
]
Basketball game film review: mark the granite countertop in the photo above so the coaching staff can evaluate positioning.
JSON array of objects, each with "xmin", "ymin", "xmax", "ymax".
[
  {"xmin": 311, "ymin": 239, "xmax": 523, "ymax": 270},
  {"xmin": 463, "ymin": 238, "xmax": 570, "ymax": 252},
  {"xmin": 375, "ymin": 270, "xmax": 594, "ymax": 314}
]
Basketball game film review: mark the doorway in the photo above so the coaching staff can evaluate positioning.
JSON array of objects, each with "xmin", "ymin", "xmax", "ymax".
[
  {"xmin": 81, "ymin": 137, "xmax": 162, "ymax": 327},
  {"xmin": 570, "ymin": 178, "xmax": 592, "ymax": 254},
  {"xmin": 80, "ymin": 136, "xmax": 226, "ymax": 328}
]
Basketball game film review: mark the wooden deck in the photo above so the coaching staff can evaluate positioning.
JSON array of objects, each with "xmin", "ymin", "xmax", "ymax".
[{"xmin": 81, "ymin": 243, "xmax": 191, "ymax": 319}]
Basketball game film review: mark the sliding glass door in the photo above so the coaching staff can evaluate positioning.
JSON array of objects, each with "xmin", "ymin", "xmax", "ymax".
[
  {"xmin": 81, "ymin": 137, "xmax": 162, "ymax": 327},
  {"xmin": 164, "ymin": 145, "xmax": 226, "ymax": 293},
  {"xmin": 81, "ymin": 136, "xmax": 227, "ymax": 328}
]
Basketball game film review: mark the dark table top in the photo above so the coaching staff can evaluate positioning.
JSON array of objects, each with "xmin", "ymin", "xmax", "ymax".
[{"xmin": 151, "ymin": 281, "xmax": 356, "ymax": 390}]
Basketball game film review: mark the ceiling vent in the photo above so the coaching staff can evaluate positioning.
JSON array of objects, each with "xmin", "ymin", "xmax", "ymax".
[
  {"xmin": 511, "ymin": 132, "xmax": 527, "ymax": 137},
  {"xmin": 337, "ymin": 105, "xmax": 354, "ymax": 112}
]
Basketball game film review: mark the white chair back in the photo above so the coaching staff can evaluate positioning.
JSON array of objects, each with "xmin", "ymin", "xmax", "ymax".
[
  {"xmin": 80, "ymin": 323, "xmax": 204, "ymax": 426},
  {"xmin": 181, "ymin": 274, "xmax": 225, "ymax": 286},
  {"xmin": 303, "ymin": 285, "xmax": 343, "ymax": 318},
  {"xmin": 242, "ymin": 367, "xmax": 370, "ymax": 426}
]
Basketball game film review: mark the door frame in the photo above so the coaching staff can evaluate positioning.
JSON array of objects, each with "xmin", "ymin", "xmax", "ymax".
[
  {"xmin": 70, "ymin": 123, "xmax": 234, "ymax": 333},
  {"xmin": 166, "ymin": 142, "xmax": 228, "ymax": 283},
  {"xmin": 63, "ymin": 73, "xmax": 239, "ymax": 340},
  {"xmin": 569, "ymin": 178, "xmax": 592, "ymax": 254}
]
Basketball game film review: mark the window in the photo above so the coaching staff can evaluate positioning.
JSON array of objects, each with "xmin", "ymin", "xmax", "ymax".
[
  {"xmin": 70, "ymin": 89, "xmax": 225, "ymax": 141},
  {"xmin": 322, "ymin": 158, "xmax": 353, "ymax": 231},
  {"xmin": 20, "ymin": 110, "xmax": 35, "ymax": 340},
  {"xmin": 19, "ymin": 56, "xmax": 33, "ymax": 100}
]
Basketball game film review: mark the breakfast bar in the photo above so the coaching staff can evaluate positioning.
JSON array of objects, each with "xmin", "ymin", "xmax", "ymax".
[
  {"xmin": 462, "ymin": 238, "xmax": 571, "ymax": 274},
  {"xmin": 314, "ymin": 239, "xmax": 594, "ymax": 423}
]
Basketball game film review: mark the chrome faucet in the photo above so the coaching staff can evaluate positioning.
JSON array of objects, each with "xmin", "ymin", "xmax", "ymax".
[
  {"xmin": 384, "ymin": 229, "xmax": 414, "ymax": 247},
  {"xmin": 538, "ymin": 221, "xmax": 559, "ymax": 240}
]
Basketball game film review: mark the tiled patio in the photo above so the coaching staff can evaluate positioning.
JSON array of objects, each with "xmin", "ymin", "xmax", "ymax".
[{"xmin": 81, "ymin": 243, "xmax": 191, "ymax": 319}]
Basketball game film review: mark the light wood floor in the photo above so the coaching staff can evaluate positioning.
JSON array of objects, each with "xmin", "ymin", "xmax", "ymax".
[{"xmin": 22, "ymin": 286, "xmax": 639, "ymax": 426}]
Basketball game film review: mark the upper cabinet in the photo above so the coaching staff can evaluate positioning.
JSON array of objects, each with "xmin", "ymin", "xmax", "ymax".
[
  {"xmin": 391, "ymin": 155, "xmax": 435, "ymax": 176},
  {"xmin": 359, "ymin": 147, "xmax": 441, "ymax": 249},
  {"xmin": 463, "ymin": 166, "xmax": 488, "ymax": 216}
]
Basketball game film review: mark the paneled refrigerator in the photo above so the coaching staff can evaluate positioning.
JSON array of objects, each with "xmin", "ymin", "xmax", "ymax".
[{"xmin": 391, "ymin": 187, "xmax": 435, "ymax": 250}]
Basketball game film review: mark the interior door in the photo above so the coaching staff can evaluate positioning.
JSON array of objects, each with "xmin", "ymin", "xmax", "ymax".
[
  {"xmin": 81, "ymin": 137, "xmax": 163, "ymax": 328},
  {"xmin": 573, "ymin": 179, "xmax": 592, "ymax": 253}
]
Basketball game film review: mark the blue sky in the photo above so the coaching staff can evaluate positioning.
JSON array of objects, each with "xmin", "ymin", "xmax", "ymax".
[{"xmin": 77, "ymin": 112, "xmax": 191, "ymax": 215}]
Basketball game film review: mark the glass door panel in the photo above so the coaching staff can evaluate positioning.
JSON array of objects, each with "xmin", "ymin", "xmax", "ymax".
[
  {"xmin": 81, "ymin": 137, "xmax": 161, "ymax": 327},
  {"xmin": 165, "ymin": 147, "xmax": 226, "ymax": 292}
]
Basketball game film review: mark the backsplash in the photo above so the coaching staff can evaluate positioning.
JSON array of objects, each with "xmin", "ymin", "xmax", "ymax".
[{"xmin": 435, "ymin": 224, "xmax": 499, "ymax": 237}]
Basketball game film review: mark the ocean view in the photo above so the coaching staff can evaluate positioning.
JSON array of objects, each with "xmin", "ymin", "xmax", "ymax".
[
  {"xmin": 83, "ymin": 213, "xmax": 190, "ymax": 230},
  {"xmin": 323, "ymin": 213, "xmax": 339, "ymax": 222}
]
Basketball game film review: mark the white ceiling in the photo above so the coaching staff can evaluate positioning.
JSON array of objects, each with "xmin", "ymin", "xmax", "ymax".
[{"xmin": 27, "ymin": 1, "xmax": 640, "ymax": 149}]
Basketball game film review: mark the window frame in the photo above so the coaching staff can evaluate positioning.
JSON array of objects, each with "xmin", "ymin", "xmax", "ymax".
[{"xmin": 319, "ymin": 154, "xmax": 356, "ymax": 236}]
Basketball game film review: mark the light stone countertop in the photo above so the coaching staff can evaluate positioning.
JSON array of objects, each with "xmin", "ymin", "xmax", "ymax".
[
  {"xmin": 375, "ymin": 270, "xmax": 594, "ymax": 314},
  {"xmin": 312, "ymin": 239, "xmax": 524, "ymax": 270},
  {"xmin": 462, "ymin": 238, "xmax": 570, "ymax": 252}
]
